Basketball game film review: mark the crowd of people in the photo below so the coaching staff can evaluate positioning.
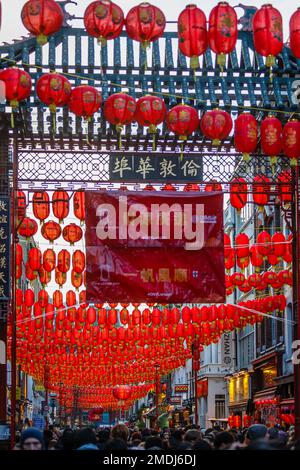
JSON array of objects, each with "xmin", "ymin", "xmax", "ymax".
[{"xmin": 13, "ymin": 422, "xmax": 299, "ymax": 451}]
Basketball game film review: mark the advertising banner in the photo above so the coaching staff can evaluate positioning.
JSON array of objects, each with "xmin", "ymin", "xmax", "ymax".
[
  {"xmin": 86, "ymin": 191, "xmax": 225, "ymax": 303},
  {"xmin": 174, "ymin": 384, "xmax": 189, "ymax": 394}
]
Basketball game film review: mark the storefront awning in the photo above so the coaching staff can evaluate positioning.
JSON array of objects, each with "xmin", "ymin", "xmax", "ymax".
[{"xmin": 253, "ymin": 386, "xmax": 277, "ymax": 401}]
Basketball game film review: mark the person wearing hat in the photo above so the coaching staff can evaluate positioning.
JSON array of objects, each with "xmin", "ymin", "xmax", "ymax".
[
  {"xmin": 244, "ymin": 424, "xmax": 267, "ymax": 446},
  {"xmin": 20, "ymin": 427, "xmax": 44, "ymax": 450}
]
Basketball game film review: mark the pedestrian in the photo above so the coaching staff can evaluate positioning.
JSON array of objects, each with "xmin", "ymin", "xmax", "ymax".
[
  {"xmin": 110, "ymin": 423, "xmax": 129, "ymax": 444},
  {"xmin": 244, "ymin": 424, "xmax": 267, "ymax": 446},
  {"xmin": 74, "ymin": 427, "xmax": 98, "ymax": 450},
  {"xmin": 20, "ymin": 427, "xmax": 45, "ymax": 450}
]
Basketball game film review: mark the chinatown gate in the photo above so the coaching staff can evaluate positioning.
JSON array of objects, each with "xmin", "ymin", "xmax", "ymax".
[{"xmin": 0, "ymin": 2, "xmax": 300, "ymax": 446}]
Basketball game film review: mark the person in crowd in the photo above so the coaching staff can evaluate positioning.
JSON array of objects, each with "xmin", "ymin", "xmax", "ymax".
[
  {"xmin": 244, "ymin": 424, "xmax": 268, "ymax": 446},
  {"xmin": 105, "ymin": 438, "xmax": 128, "ymax": 451},
  {"xmin": 144, "ymin": 435, "xmax": 164, "ymax": 450},
  {"xmin": 183, "ymin": 428, "xmax": 202, "ymax": 444},
  {"xmin": 20, "ymin": 427, "xmax": 45, "ymax": 450},
  {"xmin": 214, "ymin": 431, "xmax": 235, "ymax": 450},
  {"xmin": 74, "ymin": 427, "xmax": 99, "ymax": 450},
  {"xmin": 110, "ymin": 423, "xmax": 129, "ymax": 443}
]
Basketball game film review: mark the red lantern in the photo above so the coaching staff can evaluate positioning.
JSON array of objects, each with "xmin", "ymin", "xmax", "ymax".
[
  {"xmin": 135, "ymin": 95, "xmax": 166, "ymax": 149},
  {"xmin": 208, "ymin": 2, "xmax": 238, "ymax": 69},
  {"xmin": 277, "ymin": 171, "xmax": 292, "ymax": 205},
  {"xmin": 200, "ymin": 109, "xmax": 232, "ymax": 146},
  {"xmin": 17, "ymin": 191, "xmax": 27, "ymax": 220},
  {"xmin": 55, "ymin": 268, "xmax": 66, "ymax": 288},
  {"xmin": 53, "ymin": 290, "xmax": 63, "ymax": 308},
  {"xmin": 261, "ymin": 115, "xmax": 282, "ymax": 165},
  {"xmin": 84, "ymin": 0, "xmax": 124, "ymax": 45},
  {"xmin": 103, "ymin": 93, "xmax": 136, "ymax": 147},
  {"xmin": 16, "ymin": 244, "xmax": 23, "ymax": 265},
  {"xmin": 62, "ymin": 224, "xmax": 83, "ymax": 245},
  {"xmin": 26, "ymin": 262, "xmax": 37, "ymax": 282},
  {"xmin": 57, "ymin": 249, "xmax": 71, "ymax": 273},
  {"xmin": 38, "ymin": 266, "xmax": 51, "ymax": 286},
  {"xmin": 253, "ymin": 4, "xmax": 283, "ymax": 67},
  {"xmin": 257, "ymin": 230, "xmax": 271, "ymax": 257},
  {"xmin": 52, "ymin": 190, "xmax": 69, "ymax": 223},
  {"xmin": 18, "ymin": 217, "xmax": 38, "ymax": 239},
  {"xmin": 41, "ymin": 220, "xmax": 61, "ymax": 243},
  {"xmin": 66, "ymin": 290, "xmax": 77, "ymax": 308},
  {"xmin": 231, "ymin": 272, "xmax": 245, "ymax": 287},
  {"xmin": 177, "ymin": 5, "xmax": 207, "ymax": 69},
  {"xmin": 36, "ymin": 73, "xmax": 72, "ymax": 122},
  {"xmin": 272, "ymin": 232, "xmax": 286, "ymax": 259},
  {"xmin": 166, "ymin": 105, "xmax": 199, "ymax": 142},
  {"xmin": 24, "ymin": 289, "xmax": 35, "ymax": 308},
  {"xmin": 205, "ymin": 181, "xmax": 222, "ymax": 192},
  {"xmin": 38, "ymin": 289, "xmax": 49, "ymax": 308},
  {"xmin": 21, "ymin": 0, "xmax": 64, "ymax": 45},
  {"xmin": 68, "ymin": 86, "xmax": 102, "ymax": 120},
  {"xmin": 112, "ymin": 385, "xmax": 131, "ymax": 401},
  {"xmin": 0, "ymin": 68, "xmax": 32, "ymax": 111},
  {"xmin": 230, "ymin": 178, "xmax": 248, "ymax": 212},
  {"xmin": 32, "ymin": 191, "xmax": 50, "ymax": 223},
  {"xmin": 28, "ymin": 247, "xmax": 42, "ymax": 273},
  {"xmin": 234, "ymin": 113, "xmax": 258, "ymax": 161},
  {"xmin": 125, "ymin": 3, "xmax": 166, "ymax": 48},
  {"xmin": 290, "ymin": 9, "xmax": 300, "ymax": 59},
  {"xmin": 252, "ymin": 175, "xmax": 271, "ymax": 210},
  {"xmin": 283, "ymin": 120, "xmax": 300, "ymax": 166},
  {"xmin": 250, "ymin": 244, "xmax": 264, "ymax": 271},
  {"xmin": 183, "ymin": 183, "xmax": 200, "ymax": 192},
  {"xmin": 71, "ymin": 269, "xmax": 83, "ymax": 290},
  {"xmin": 72, "ymin": 250, "xmax": 85, "ymax": 274},
  {"xmin": 73, "ymin": 191, "xmax": 85, "ymax": 224},
  {"xmin": 235, "ymin": 233, "xmax": 249, "ymax": 259},
  {"xmin": 43, "ymin": 248, "xmax": 56, "ymax": 272}
]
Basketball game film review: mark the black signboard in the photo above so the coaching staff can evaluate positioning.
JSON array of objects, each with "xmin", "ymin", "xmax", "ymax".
[
  {"xmin": 0, "ymin": 196, "xmax": 10, "ymax": 300},
  {"xmin": 109, "ymin": 153, "xmax": 203, "ymax": 183}
]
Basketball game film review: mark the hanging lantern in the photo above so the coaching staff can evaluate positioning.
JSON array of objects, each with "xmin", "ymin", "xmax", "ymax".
[
  {"xmin": 84, "ymin": 0, "xmax": 124, "ymax": 45},
  {"xmin": 66, "ymin": 290, "xmax": 77, "ymax": 308},
  {"xmin": 290, "ymin": 9, "xmax": 300, "ymax": 59},
  {"xmin": 53, "ymin": 290, "xmax": 63, "ymax": 308},
  {"xmin": 38, "ymin": 290, "xmax": 49, "ymax": 309},
  {"xmin": 252, "ymin": 175, "xmax": 271, "ymax": 211},
  {"xmin": 177, "ymin": 4, "xmax": 207, "ymax": 70},
  {"xmin": 250, "ymin": 244, "xmax": 264, "ymax": 271},
  {"xmin": 52, "ymin": 190, "xmax": 69, "ymax": 223},
  {"xmin": 43, "ymin": 248, "xmax": 56, "ymax": 272},
  {"xmin": 18, "ymin": 217, "xmax": 38, "ymax": 239},
  {"xmin": 26, "ymin": 261, "xmax": 37, "ymax": 282},
  {"xmin": 32, "ymin": 191, "xmax": 50, "ymax": 223},
  {"xmin": 36, "ymin": 73, "xmax": 72, "ymax": 132},
  {"xmin": 272, "ymin": 232, "xmax": 286, "ymax": 259},
  {"xmin": 235, "ymin": 233, "xmax": 249, "ymax": 260},
  {"xmin": 16, "ymin": 243, "xmax": 23, "ymax": 266},
  {"xmin": 277, "ymin": 171, "xmax": 292, "ymax": 206},
  {"xmin": 55, "ymin": 268, "xmax": 67, "ymax": 288},
  {"xmin": 135, "ymin": 95, "xmax": 166, "ymax": 150},
  {"xmin": 257, "ymin": 230, "xmax": 271, "ymax": 257},
  {"xmin": 253, "ymin": 4, "xmax": 283, "ymax": 68},
  {"xmin": 62, "ymin": 223, "xmax": 83, "ymax": 245},
  {"xmin": 230, "ymin": 178, "xmax": 248, "ymax": 212},
  {"xmin": 71, "ymin": 269, "xmax": 83, "ymax": 290},
  {"xmin": 183, "ymin": 183, "xmax": 200, "ymax": 192},
  {"xmin": 112, "ymin": 385, "xmax": 131, "ymax": 401},
  {"xmin": 28, "ymin": 247, "xmax": 42, "ymax": 273},
  {"xmin": 57, "ymin": 249, "xmax": 71, "ymax": 273},
  {"xmin": 125, "ymin": 3, "xmax": 166, "ymax": 48},
  {"xmin": 73, "ymin": 191, "xmax": 85, "ymax": 225},
  {"xmin": 103, "ymin": 92, "xmax": 136, "ymax": 149},
  {"xmin": 261, "ymin": 115, "xmax": 282, "ymax": 166},
  {"xmin": 72, "ymin": 250, "xmax": 85, "ymax": 274},
  {"xmin": 38, "ymin": 266, "xmax": 51, "ymax": 287},
  {"xmin": 68, "ymin": 86, "xmax": 102, "ymax": 145},
  {"xmin": 166, "ymin": 104, "xmax": 199, "ymax": 156},
  {"xmin": 0, "ymin": 68, "xmax": 32, "ymax": 127},
  {"xmin": 200, "ymin": 109, "xmax": 232, "ymax": 146},
  {"xmin": 17, "ymin": 191, "xmax": 27, "ymax": 220},
  {"xmin": 205, "ymin": 181, "xmax": 222, "ymax": 192},
  {"xmin": 41, "ymin": 220, "xmax": 61, "ymax": 243},
  {"xmin": 21, "ymin": 0, "xmax": 64, "ymax": 45},
  {"xmin": 283, "ymin": 120, "xmax": 300, "ymax": 167},
  {"xmin": 208, "ymin": 2, "xmax": 238, "ymax": 70},
  {"xmin": 234, "ymin": 113, "xmax": 258, "ymax": 161}
]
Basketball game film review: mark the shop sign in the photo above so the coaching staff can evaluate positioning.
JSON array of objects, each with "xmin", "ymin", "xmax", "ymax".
[{"xmin": 174, "ymin": 384, "xmax": 188, "ymax": 394}]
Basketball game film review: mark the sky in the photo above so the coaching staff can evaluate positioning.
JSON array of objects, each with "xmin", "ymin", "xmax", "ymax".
[{"xmin": 0, "ymin": 0, "xmax": 299, "ymax": 44}]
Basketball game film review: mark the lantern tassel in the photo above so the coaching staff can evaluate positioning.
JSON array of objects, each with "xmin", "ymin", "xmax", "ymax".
[
  {"xmin": 11, "ymin": 111, "xmax": 15, "ymax": 129},
  {"xmin": 116, "ymin": 124, "xmax": 123, "ymax": 150},
  {"xmin": 85, "ymin": 118, "xmax": 93, "ymax": 148}
]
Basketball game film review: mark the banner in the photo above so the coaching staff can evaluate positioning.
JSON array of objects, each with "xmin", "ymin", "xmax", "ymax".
[
  {"xmin": 0, "ymin": 196, "xmax": 10, "ymax": 300},
  {"xmin": 197, "ymin": 379, "xmax": 208, "ymax": 397},
  {"xmin": 86, "ymin": 191, "xmax": 225, "ymax": 303},
  {"xmin": 174, "ymin": 385, "xmax": 189, "ymax": 394}
]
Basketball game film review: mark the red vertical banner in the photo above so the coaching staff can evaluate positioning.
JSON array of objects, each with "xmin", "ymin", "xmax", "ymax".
[{"xmin": 85, "ymin": 191, "xmax": 225, "ymax": 303}]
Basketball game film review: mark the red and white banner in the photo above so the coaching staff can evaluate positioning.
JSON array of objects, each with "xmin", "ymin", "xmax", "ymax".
[{"xmin": 85, "ymin": 190, "xmax": 225, "ymax": 303}]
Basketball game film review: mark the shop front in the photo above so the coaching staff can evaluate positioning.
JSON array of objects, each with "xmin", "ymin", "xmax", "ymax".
[{"xmin": 227, "ymin": 371, "xmax": 252, "ymax": 427}]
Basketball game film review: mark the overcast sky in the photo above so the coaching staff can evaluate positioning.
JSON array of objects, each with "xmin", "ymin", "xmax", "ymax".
[{"xmin": 0, "ymin": 0, "xmax": 298, "ymax": 44}]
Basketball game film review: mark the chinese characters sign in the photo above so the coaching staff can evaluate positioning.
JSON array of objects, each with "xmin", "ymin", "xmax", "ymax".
[
  {"xmin": 174, "ymin": 385, "xmax": 189, "ymax": 394},
  {"xmin": 85, "ymin": 191, "xmax": 225, "ymax": 304},
  {"xmin": 109, "ymin": 153, "xmax": 203, "ymax": 182},
  {"xmin": 0, "ymin": 197, "xmax": 9, "ymax": 300}
]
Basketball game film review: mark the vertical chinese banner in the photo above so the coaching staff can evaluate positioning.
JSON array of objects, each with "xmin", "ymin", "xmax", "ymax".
[{"xmin": 86, "ymin": 191, "xmax": 225, "ymax": 303}]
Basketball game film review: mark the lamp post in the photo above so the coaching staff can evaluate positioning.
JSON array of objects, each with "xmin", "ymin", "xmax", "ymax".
[
  {"xmin": 192, "ymin": 340, "xmax": 200, "ymax": 427},
  {"xmin": 155, "ymin": 363, "xmax": 160, "ymax": 424}
]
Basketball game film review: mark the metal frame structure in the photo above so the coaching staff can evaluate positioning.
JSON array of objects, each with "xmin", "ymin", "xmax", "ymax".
[{"xmin": 0, "ymin": 2, "xmax": 300, "ymax": 446}]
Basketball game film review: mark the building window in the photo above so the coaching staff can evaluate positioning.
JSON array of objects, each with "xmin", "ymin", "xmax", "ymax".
[{"xmin": 215, "ymin": 395, "xmax": 225, "ymax": 419}]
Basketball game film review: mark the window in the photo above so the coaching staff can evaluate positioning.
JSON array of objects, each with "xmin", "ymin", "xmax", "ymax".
[{"xmin": 215, "ymin": 395, "xmax": 225, "ymax": 419}]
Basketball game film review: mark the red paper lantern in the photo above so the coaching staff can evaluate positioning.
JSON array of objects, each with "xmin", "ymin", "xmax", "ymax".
[
  {"xmin": 71, "ymin": 270, "xmax": 83, "ymax": 290},
  {"xmin": 41, "ymin": 220, "xmax": 61, "ymax": 243},
  {"xmin": 21, "ymin": 0, "xmax": 64, "ymax": 45},
  {"xmin": 253, "ymin": 4, "xmax": 283, "ymax": 67},
  {"xmin": 38, "ymin": 266, "xmax": 51, "ymax": 286},
  {"xmin": 125, "ymin": 3, "xmax": 166, "ymax": 48},
  {"xmin": 0, "ymin": 68, "xmax": 32, "ymax": 111},
  {"xmin": 283, "ymin": 120, "xmax": 300, "ymax": 166},
  {"xmin": 200, "ymin": 109, "xmax": 232, "ymax": 146},
  {"xmin": 235, "ymin": 233, "xmax": 249, "ymax": 259},
  {"xmin": 53, "ymin": 290, "xmax": 63, "ymax": 308},
  {"xmin": 68, "ymin": 86, "xmax": 102, "ymax": 120},
  {"xmin": 28, "ymin": 247, "xmax": 42, "ymax": 273},
  {"xmin": 183, "ymin": 183, "xmax": 200, "ymax": 192},
  {"xmin": 166, "ymin": 105, "xmax": 199, "ymax": 141},
  {"xmin": 290, "ymin": 9, "xmax": 300, "ymax": 59},
  {"xmin": 205, "ymin": 181, "xmax": 222, "ymax": 192},
  {"xmin": 24, "ymin": 289, "xmax": 35, "ymax": 308},
  {"xmin": 32, "ymin": 191, "xmax": 50, "ymax": 223},
  {"xmin": 43, "ymin": 248, "xmax": 56, "ymax": 272},
  {"xmin": 84, "ymin": 0, "xmax": 124, "ymax": 45},
  {"xmin": 230, "ymin": 178, "xmax": 248, "ymax": 212},
  {"xmin": 250, "ymin": 244, "xmax": 264, "ymax": 271},
  {"xmin": 36, "ymin": 73, "xmax": 71, "ymax": 114},
  {"xmin": 16, "ymin": 244, "xmax": 23, "ymax": 265},
  {"xmin": 177, "ymin": 5, "xmax": 207, "ymax": 69},
  {"xmin": 103, "ymin": 93, "xmax": 136, "ymax": 147},
  {"xmin": 18, "ymin": 217, "xmax": 38, "ymax": 239},
  {"xmin": 208, "ymin": 2, "xmax": 238, "ymax": 69},
  {"xmin": 113, "ymin": 385, "xmax": 131, "ymax": 401},
  {"xmin": 261, "ymin": 115, "xmax": 282, "ymax": 165},
  {"xmin": 57, "ymin": 249, "xmax": 71, "ymax": 273},
  {"xmin": 272, "ymin": 232, "xmax": 286, "ymax": 259},
  {"xmin": 62, "ymin": 224, "xmax": 83, "ymax": 245},
  {"xmin": 135, "ymin": 95, "xmax": 166, "ymax": 148},
  {"xmin": 257, "ymin": 230, "xmax": 271, "ymax": 257},
  {"xmin": 252, "ymin": 175, "xmax": 271, "ymax": 209},
  {"xmin": 26, "ymin": 262, "xmax": 37, "ymax": 282},
  {"xmin": 234, "ymin": 113, "xmax": 258, "ymax": 161},
  {"xmin": 72, "ymin": 250, "xmax": 85, "ymax": 274},
  {"xmin": 55, "ymin": 268, "xmax": 67, "ymax": 288},
  {"xmin": 52, "ymin": 190, "xmax": 69, "ymax": 223},
  {"xmin": 38, "ymin": 289, "xmax": 49, "ymax": 308},
  {"xmin": 73, "ymin": 191, "xmax": 85, "ymax": 224}
]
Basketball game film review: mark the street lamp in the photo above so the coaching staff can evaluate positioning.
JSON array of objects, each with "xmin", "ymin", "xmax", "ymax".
[{"xmin": 155, "ymin": 363, "xmax": 160, "ymax": 424}]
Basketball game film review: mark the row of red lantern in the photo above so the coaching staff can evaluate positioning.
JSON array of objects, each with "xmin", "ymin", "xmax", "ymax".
[
  {"xmin": 226, "ymin": 270, "xmax": 292, "ymax": 295},
  {"xmin": 26, "ymin": 247, "xmax": 85, "ymax": 275}
]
